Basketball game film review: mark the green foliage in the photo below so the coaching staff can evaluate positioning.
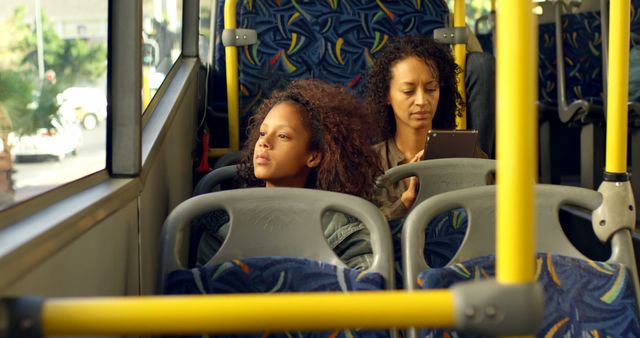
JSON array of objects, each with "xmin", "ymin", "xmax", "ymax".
[
  {"xmin": 0, "ymin": 5, "xmax": 107, "ymax": 135},
  {"xmin": 15, "ymin": 7, "xmax": 107, "ymax": 90},
  {"xmin": 0, "ymin": 69, "xmax": 61, "ymax": 135}
]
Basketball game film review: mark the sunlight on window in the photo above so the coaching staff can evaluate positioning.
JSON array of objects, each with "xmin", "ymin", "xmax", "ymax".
[
  {"xmin": 447, "ymin": 0, "xmax": 493, "ymax": 33},
  {"xmin": 199, "ymin": 0, "xmax": 212, "ymax": 66},
  {"xmin": 142, "ymin": 0, "xmax": 183, "ymax": 110},
  {"xmin": 0, "ymin": 0, "xmax": 107, "ymax": 210}
]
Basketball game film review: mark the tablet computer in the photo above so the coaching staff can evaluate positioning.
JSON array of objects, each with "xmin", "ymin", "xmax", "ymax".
[{"xmin": 423, "ymin": 129, "xmax": 479, "ymax": 160}]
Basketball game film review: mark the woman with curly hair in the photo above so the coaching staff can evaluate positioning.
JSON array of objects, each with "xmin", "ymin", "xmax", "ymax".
[
  {"xmin": 365, "ymin": 35, "xmax": 486, "ymax": 220},
  {"xmin": 237, "ymin": 79, "xmax": 380, "ymax": 199},
  {"xmin": 197, "ymin": 79, "xmax": 382, "ymax": 270}
]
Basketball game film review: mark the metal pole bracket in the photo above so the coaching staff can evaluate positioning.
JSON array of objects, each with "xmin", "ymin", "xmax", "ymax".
[
  {"xmin": 222, "ymin": 29, "xmax": 257, "ymax": 47},
  {"xmin": 433, "ymin": 27, "xmax": 468, "ymax": 45},
  {"xmin": 593, "ymin": 178, "xmax": 636, "ymax": 243},
  {"xmin": 452, "ymin": 279, "xmax": 544, "ymax": 336}
]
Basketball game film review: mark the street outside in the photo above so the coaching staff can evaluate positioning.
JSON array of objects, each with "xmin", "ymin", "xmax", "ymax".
[{"xmin": 12, "ymin": 124, "xmax": 106, "ymax": 201}]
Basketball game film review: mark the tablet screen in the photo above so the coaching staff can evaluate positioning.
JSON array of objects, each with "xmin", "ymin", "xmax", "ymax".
[{"xmin": 423, "ymin": 130, "xmax": 479, "ymax": 160}]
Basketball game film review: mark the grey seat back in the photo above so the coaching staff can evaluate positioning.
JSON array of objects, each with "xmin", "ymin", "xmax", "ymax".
[
  {"xmin": 193, "ymin": 165, "xmax": 238, "ymax": 195},
  {"xmin": 402, "ymin": 184, "xmax": 637, "ymax": 292},
  {"xmin": 379, "ymin": 158, "xmax": 495, "ymax": 208},
  {"xmin": 159, "ymin": 187, "xmax": 394, "ymax": 290}
]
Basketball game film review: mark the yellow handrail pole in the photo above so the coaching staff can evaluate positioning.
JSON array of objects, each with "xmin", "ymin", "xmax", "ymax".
[
  {"xmin": 454, "ymin": 0, "xmax": 467, "ymax": 129},
  {"xmin": 224, "ymin": 0, "xmax": 240, "ymax": 151},
  {"xmin": 142, "ymin": 66, "xmax": 151, "ymax": 108},
  {"xmin": 43, "ymin": 291, "xmax": 455, "ymax": 335},
  {"xmin": 491, "ymin": 0, "xmax": 496, "ymax": 12},
  {"xmin": 495, "ymin": 0, "xmax": 537, "ymax": 284},
  {"xmin": 606, "ymin": 0, "xmax": 630, "ymax": 174}
]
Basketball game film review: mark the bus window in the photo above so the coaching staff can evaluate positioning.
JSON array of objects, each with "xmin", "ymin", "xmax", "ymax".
[
  {"xmin": 448, "ymin": 0, "xmax": 492, "ymax": 32},
  {"xmin": 199, "ymin": 0, "xmax": 213, "ymax": 66},
  {"xmin": 0, "ymin": 1, "xmax": 107, "ymax": 210},
  {"xmin": 142, "ymin": 0, "xmax": 183, "ymax": 110}
]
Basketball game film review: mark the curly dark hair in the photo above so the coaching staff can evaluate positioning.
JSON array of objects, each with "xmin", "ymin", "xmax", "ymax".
[
  {"xmin": 238, "ymin": 79, "xmax": 383, "ymax": 200},
  {"xmin": 364, "ymin": 35, "xmax": 463, "ymax": 141}
]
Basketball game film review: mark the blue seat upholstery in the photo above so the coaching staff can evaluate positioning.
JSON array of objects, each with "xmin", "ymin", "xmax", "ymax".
[
  {"xmin": 209, "ymin": 0, "xmax": 449, "ymax": 145},
  {"xmin": 422, "ymin": 208, "xmax": 468, "ymax": 269},
  {"xmin": 165, "ymin": 257, "xmax": 387, "ymax": 338},
  {"xmin": 538, "ymin": 23, "xmax": 558, "ymax": 107},
  {"xmin": 166, "ymin": 256, "xmax": 385, "ymax": 294},
  {"xmin": 389, "ymin": 208, "xmax": 468, "ymax": 289},
  {"xmin": 402, "ymin": 185, "xmax": 640, "ymax": 337},
  {"xmin": 561, "ymin": 11, "xmax": 604, "ymax": 109},
  {"xmin": 417, "ymin": 253, "xmax": 640, "ymax": 337}
]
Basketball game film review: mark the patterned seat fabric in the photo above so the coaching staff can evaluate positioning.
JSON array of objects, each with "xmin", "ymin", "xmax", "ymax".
[
  {"xmin": 209, "ymin": 0, "xmax": 449, "ymax": 146},
  {"xmin": 561, "ymin": 12, "xmax": 604, "ymax": 107},
  {"xmin": 538, "ymin": 23, "xmax": 557, "ymax": 107},
  {"xmin": 164, "ymin": 256, "xmax": 388, "ymax": 338},
  {"xmin": 417, "ymin": 253, "xmax": 640, "ymax": 337},
  {"xmin": 389, "ymin": 208, "xmax": 468, "ymax": 289}
]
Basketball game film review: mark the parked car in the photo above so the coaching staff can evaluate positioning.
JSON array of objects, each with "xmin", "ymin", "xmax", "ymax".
[
  {"xmin": 8, "ymin": 117, "xmax": 83, "ymax": 162},
  {"xmin": 57, "ymin": 87, "xmax": 107, "ymax": 130}
]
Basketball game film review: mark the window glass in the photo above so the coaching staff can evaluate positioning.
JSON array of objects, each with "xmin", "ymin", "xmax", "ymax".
[
  {"xmin": 0, "ymin": 0, "xmax": 108, "ymax": 210},
  {"xmin": 447, "ymin": 0, "xmax": 492, "ymax": 33},
  {"xmin": 199, "ymin": 0, "xmax": 212, "ymax": 65},
  {"xmin": 142, "ymin": 0, "xmax": 183, "ymax": 110}
]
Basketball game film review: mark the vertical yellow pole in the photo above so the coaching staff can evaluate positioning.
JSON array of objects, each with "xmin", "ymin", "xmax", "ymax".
[
  {"xmin": 142, "ymin": 66, "xmax": 151, "ymax": 109},
  {"xmin": 454, "ymin": 0, "xmax": 467, "ymax": 129},
  {"xmin": 224, "ymin": 0, "xmax": 240, "ymax": 151},
  {"xmin": 496, "ymin": 0, "xmax": 537, "ymax": 283},
  {"xmin": 606, "ymin": 0, "xmax": 630, "ymax": 174}
]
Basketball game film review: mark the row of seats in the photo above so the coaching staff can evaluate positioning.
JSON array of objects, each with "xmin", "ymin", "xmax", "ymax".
[
  {"xmin": 159, "ymin": 158, "xmax": 640, "ymax": 337},
  {"xmin": 531, "ymin": 2, "xmax": 640, "ymax": 229},
  {"xmin": 207, "ymin": 0, "xmax": 450, "ymax": 148}
]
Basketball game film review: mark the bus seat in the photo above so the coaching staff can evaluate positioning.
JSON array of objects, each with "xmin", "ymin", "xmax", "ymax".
[
  {"xmin": 212, "ymin": 150, "xmax": 242, "ymax": 169},
  {"xmin": 419, "ymin": 254, "xmax": 639, "ymax": 337},
  {"xmin": 473, "ymin": 13, "xmax": 494, "ymax": 56},
  {"xmin": 538, "ymin": 22, "xmax": 557, "ymax": 108},
  {"xmin": 560, "ymin": 11, "xmax": 605, "ymax": 124},
  {"xmin": 159, "ymin": 188, "xmax": 395, "ymax": 291},
  {"xmin": 208, "ymin": 0, "xmax": 450, "ymax": 146},
  {"xmin": 475, "ymin": 33, "xmax": 492, "ymax": 55},
  {"xmin": 553, "ymin": 4, "xmax": 606, "ymax": 189},
  {"xmin": 537, "ymin": 22, "xmax": 569, "ymax": 185},
  {"xmin": 378, "ymin": 158, "xmax": 495, "ymax": 286},
  {"xmin": 378, "ymin": 158, "xmax": 495, "ymax": 209},
  {"xmin": 193, "ymin": 165, "xmax": 239, "ymax": 195},
  {"xmin": 160, "ymin": 188, "xmax": 395, "ymax": 337},
  {"xmin": 402, "ymin": 185, "xmax": 640, "ymax": 337},
  {"xmin": 190, "ymin": 165, "xmax": 241, "ymax": 267}
]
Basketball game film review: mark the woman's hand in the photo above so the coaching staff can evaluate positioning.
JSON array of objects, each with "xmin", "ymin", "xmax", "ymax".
[{"xmin": 400, "ymin": 150, "xmax": 424, "ymax": 209}]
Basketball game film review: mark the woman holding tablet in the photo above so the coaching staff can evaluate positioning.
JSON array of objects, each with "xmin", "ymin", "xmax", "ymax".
[{"xmin": 365, "ymin": 35, "xmax": 486, "ymax": 220}]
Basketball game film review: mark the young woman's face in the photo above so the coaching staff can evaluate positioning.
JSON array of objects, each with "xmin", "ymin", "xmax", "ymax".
[
  {"xmin": 387, "ymin": 56, "xmax": 440, "ymax": 133},
  {"xmin": 253, "ymin": 102, "xmax": 320, "ymax": 188}
]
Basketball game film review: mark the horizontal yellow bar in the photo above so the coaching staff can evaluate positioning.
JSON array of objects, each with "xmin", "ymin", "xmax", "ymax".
[
  {"xmin": 43, "ymin": 291, "xmax": 455, "ymax": 335},
  {"xmin": 209, "ymin": 147, "xmax": 233, "ymax": 158}
]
